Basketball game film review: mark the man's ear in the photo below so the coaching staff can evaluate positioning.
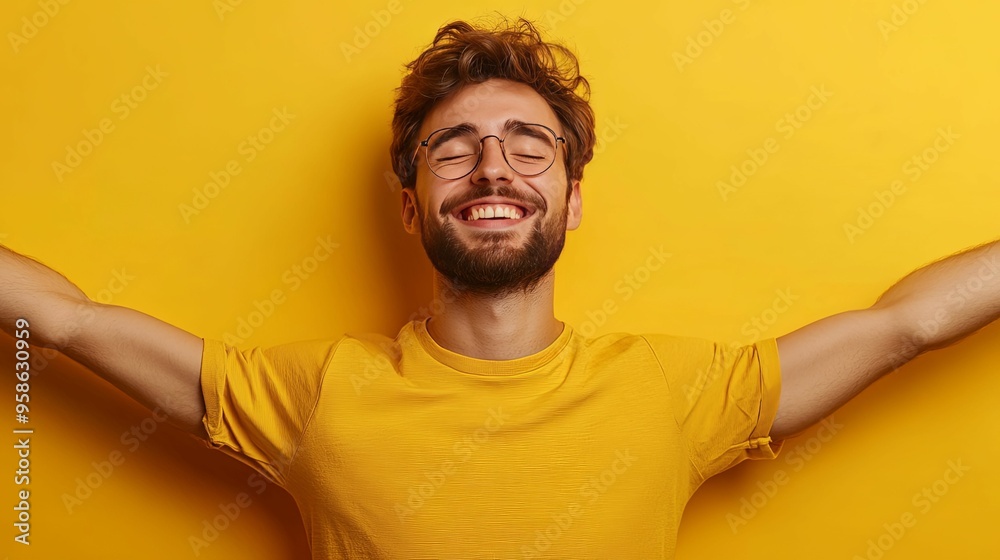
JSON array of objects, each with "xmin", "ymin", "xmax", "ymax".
[
  {"xmin": 566, "ymin": 179, "xmax": 582, "ymax": 230},
  {"xmin": 401, "ymin": 187, "xmax": 420, "ymax": 235}
]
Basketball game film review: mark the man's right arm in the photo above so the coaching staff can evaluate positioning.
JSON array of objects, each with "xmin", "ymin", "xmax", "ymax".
[{"xmin": 0, "ymin": 244, "xmax": 208, "ymax": 438}]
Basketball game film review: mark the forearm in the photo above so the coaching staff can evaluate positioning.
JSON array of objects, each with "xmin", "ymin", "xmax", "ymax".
[
  {"xmin": 2, "ymin": 244, "xmax": 207, "ymax": 434},
  {"xmin": 873, "ymin": 238, "xmax": 1000, "ymax": 353},
  {"xmin": 0, "ymin": 244, "xmax": 91, "ymax": 348}
]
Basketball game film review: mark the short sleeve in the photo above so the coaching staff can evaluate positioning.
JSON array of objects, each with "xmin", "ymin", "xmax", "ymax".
[
  {"xmin": 642, "ymin": 335, "xmax": 783, "ymax": 481},
  {"xmin": 198, "ymin": 338, "xmax": 339, "ymax": 486}
]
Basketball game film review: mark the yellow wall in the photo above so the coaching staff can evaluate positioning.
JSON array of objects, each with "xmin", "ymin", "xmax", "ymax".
[{"xmin": 2, "ymin": 0, "xmax": 997, "ymax": 558}]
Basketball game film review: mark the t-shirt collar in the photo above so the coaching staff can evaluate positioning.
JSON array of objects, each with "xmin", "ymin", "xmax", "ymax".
[{"xmin": 411, "ymin": 316, "xmax": 573, "ymax": 376}]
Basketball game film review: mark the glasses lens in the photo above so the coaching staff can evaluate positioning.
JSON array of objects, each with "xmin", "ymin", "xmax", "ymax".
[
  {"xmin": 426, "ymin": 128, "xmax": 481, "ymax": 180},
  {"xmin": 504, "ymin": 125, "xmax": 557, "ymax": 176},
  {"xmin": 425, "ymin": 124, "xmax": 559, "ymax": 179}
]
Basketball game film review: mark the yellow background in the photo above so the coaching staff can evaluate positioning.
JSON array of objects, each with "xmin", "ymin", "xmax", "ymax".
[{"xmin": 2, "ymin": 0, "xmax": 998, "ymax": 558}]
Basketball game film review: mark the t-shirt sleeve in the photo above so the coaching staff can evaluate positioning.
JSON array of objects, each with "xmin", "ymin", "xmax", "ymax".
[
  {"xmin": 198, "ymin": 337, "xmax": 339, "ymax": 486},
  {"xmin": 642, "ymin": 334, "xmax": 784, "ymax": 481}
]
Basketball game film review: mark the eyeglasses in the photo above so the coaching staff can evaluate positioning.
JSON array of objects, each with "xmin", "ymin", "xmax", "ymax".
[{"xmin": 411, "ymin": 122, "xmax": 566, "ymax": 181}]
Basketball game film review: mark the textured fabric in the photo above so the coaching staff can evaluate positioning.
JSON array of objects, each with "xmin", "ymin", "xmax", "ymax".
[{"xmin": 199, "ymin": 317, "xmax": 784, "ymax": 559}]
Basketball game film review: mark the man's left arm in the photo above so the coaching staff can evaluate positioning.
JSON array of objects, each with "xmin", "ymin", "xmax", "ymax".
[{"xmin": 772, "ymin": 238, "xmax": 1000, "ymax": 440}]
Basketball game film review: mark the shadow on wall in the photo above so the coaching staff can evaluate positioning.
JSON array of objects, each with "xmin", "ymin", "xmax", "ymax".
[
  {"xmin": 676, "ymin": 322, "xmax": 999, "ymax": 555},
  {"xmin": 360, "ymin": 128, "xmax": 437, "ymax": 334},
  {"xmin": 0, "ymin": 335, "xmax": 311, "ymax": 559}
]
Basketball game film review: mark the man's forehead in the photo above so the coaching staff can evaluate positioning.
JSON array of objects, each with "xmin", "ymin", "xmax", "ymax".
[{"xmin": 421, "ymin": 80, "xmax": 561, "ymax": 133}]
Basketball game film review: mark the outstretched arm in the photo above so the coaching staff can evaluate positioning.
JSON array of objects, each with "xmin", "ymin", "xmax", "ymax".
[
  {"xmin": 772, "ymin": 238, "xmax": 1000, "ymax": 439},
  {"xmin": 0, "ymin": 244, "xmax": 207, "ymax": 437}
]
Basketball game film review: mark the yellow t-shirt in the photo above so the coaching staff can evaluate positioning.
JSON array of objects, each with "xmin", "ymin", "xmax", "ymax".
[{"xmin": 199, "ymin": 317, "xmax": 783, "ymax": 559}]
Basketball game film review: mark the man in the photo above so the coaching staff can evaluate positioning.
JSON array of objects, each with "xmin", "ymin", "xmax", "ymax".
[{"xmin": 2, "ymin": 16, "xmax": 997, "ymax": 559}]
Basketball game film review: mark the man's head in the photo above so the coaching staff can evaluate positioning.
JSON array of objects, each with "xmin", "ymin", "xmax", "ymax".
[{"xmin": 390, "ymin": 17, "xmax": 596, "ymax": 297}]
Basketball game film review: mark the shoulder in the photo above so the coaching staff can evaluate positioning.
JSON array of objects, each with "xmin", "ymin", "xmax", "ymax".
[
  {"xmin": 575, "ymin": 329, "xmax": 710, "ymax": 351},
  {"xmin": 571, "ymin": 330, "xmax": 708, "ymax": 362}
]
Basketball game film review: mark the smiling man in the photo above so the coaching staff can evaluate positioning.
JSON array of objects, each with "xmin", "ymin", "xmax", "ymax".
[
  {"xmin": 401, "ymin": 77, "xmax": 581, "ymax": 359},
  {"xmin": 2, "ymin": 16, "xmax": 999, "ymax": 560}
]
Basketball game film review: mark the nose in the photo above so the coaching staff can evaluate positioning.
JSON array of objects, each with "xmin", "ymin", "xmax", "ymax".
[{"xmin": 470, "ymin": 135, "xmax": 513, "ymax": 185}]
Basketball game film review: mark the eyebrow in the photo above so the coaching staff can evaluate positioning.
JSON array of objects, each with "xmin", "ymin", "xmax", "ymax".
[{"xmin": 447, "ymin": 118, "xmax": 548, "ymax": 136}]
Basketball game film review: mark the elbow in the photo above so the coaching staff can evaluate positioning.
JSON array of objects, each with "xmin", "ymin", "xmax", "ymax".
[
  {"xmin": 871, "ymin": 302, "xmax": 927, "ymax": 368},
  {"xmin": 53, "ymin": 298, "xmax": 101, "ymax": 351},
  {"xmin": 20, "ymin": 296, "xmax": 97, "ymax": 351}
]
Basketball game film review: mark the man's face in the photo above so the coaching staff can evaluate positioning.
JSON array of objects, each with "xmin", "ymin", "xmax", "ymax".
[{"xmin": 401, "ymin": 78, "xmax": 582, "ymax": 297}]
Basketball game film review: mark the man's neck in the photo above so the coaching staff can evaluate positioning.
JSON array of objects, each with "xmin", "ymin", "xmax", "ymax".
[{"xmin": 425, "ymin": 272, "xmax": 564, "ymax": 360}]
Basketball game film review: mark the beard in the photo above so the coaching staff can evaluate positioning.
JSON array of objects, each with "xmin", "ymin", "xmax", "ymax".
[{"xmin": 417, "ymin": 190, "xmax": 569, "ymax": 299}]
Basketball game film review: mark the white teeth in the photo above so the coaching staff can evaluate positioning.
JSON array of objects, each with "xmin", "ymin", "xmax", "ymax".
[{"xmin": 463, "ymin": 205, "xmax": 526, "ymax": 221}]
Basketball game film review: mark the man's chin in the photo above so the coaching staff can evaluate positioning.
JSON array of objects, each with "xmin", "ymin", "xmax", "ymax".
[
  {"xmin": 439, "ymin": 270, "xmax": 551, "ymax": 297},
  {"xmin": 420, "ymin": 212, "xmax": 561, "ymax": 294},
  {"xmin": 433, "ymin": 252, "xmax": 547, "ymax": 293}
]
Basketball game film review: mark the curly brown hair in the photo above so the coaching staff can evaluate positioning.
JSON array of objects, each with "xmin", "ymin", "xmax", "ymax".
[{"xmin": 389, "ymin": 16, "xmax": 596, "ymax": 198}]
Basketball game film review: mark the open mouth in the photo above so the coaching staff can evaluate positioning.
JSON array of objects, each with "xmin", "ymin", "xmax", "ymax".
[{"xmin": 454, "ymin": 203, "xmax": 533, "ymax": 222}]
